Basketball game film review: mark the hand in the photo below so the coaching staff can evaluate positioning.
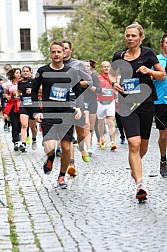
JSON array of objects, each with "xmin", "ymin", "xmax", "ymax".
[
  {"xmin": 163, "ymin": 68, "xmax": 166, "ymax": 76},
  {"xmin": 26, "ymin": 88, "xmax": 32, "ymax": 94},
  {"xmin": 6, "ymin": 95, "xmax": 11, "ymax": 101},
  {"xmin": 102, "ymin": 88, "xmax": 106, "ymax": 93},
  {"xmin": 113, "ymin": 83, "xmax": 124, "ymax": 93},
  {"xmin": 80, "ymin": 80, "xmax": 88, "ymax": 88},
  {"xmin": 136, "ymin": 65, "xmax": 150, "ymax": 75},
  {"xmin": 34, "ymin": 113, "xmax": 43, "ymax": 123},
  {"xmin": 74, "ymin": 107, "xmax": 82, "ymax": 120},
  {"xmin": 15, "ymin": 95, "xmax": 20, "ymax": 100}
]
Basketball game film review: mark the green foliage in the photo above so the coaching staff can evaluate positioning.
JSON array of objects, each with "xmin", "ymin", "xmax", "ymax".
[
  {"xmin": 38, "ymin": 27, "xmax": 64, "ymax": 63},
  {"xmin": 107, "ymin": 0, "xmax": 167, "ymax": 31},
  {"xmin": 66, "ymin": 0, "xmax": 126, "ymax": 68},
  {"xmin": 37, "ymin": 0, "xmax": 166, "ymax": 66}
]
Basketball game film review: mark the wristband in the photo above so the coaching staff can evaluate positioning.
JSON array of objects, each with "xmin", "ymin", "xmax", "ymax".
[{"xmin": 111, "ymin": 82, "xmax": 116, "ymax": 87}]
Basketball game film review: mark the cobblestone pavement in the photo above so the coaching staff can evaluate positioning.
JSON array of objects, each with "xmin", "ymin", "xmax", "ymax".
[{"xmin": 0, "ymin": 120, "xmax": 167, "ymax": 252}]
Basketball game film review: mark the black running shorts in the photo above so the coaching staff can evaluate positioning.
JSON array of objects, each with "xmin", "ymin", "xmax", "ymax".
[
  {"xmin": 42, "ymin": 118, "xmax": 74, "ymax": 142},
  {"xmin": 154, "ymin": 104, "xmax": 167, "ymax": 130},
  {"xmin": 120, "ymin": 102, "xmax": 154, "ymax": 139},
  {"xmin": 19, "ymin": 105, "xmax": 35, "ymax": 120}
]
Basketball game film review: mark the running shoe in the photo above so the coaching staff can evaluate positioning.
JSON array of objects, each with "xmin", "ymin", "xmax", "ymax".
[
  {"xmin": 43, "ymin": 153, "xmax": 55, "ymax": 174},
  {"xmin": 100, "ymin": 140, "xmax": 106, "ymax": 150},
  {"xmin": 87, "ymin": 148, "xmax": 92, "ymax": 157},
  {"xmin": 32, "ymin": 141, "xmax": 37, "ymax": 150},
  {"xmin": 73, "ymin": 140, "xmax": 78, "ymax": 145},
  {"xmin": 67, "ymin": 163, "xmax": 77, "ymax": 177},
  {"xmin": 110, "ymin": 143, "xmax": 117, "ymax": 150},
  {"xmin": 14, "ymin": 142, "xmax": 19, "ymax": 151},
  {"xmin": 81, "ymin": 150, "xmax": 91, "ymax": 162},
  {"xmin": 72, "ymin": 137, "xmax": 78, "ymax": 145},
  {"xmin": 136, "ymin": 184, "xmax": 147, "ymax": 200},
  {"xmin": 120, "ymin": 138, "xmax": 125, "ymax": 144},
  {"xmin": 56, "ymin": 147, "xmax": 61, "ymax": 157},
  {"xmin": 19, "ymin": 144, "xmax": 26, "ymax": 153},
  {"xmin": 57, "ymin": 176, "xmax": 68, "ymax": 189},
  {"xmin": 26, "ymin": 136, "xmax": 31, "ymax": 145},
  {"xmin": 160, "ymin": 161, "xmax": 167, "ymax": 178},
  {"xmin": 4, "ymin": 125, "xmax": 8, "ymax": 132}
]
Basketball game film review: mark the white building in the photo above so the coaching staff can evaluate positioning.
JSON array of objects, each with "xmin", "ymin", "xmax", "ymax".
[{"xmin": 0, "ymin": 0, "xmax": 83, "ymax": 79}]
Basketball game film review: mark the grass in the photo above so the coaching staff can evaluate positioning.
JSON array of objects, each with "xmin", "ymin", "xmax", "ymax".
[{"xmin": 2, "ymin": 156, "xmax": 19, "ymax": 251}]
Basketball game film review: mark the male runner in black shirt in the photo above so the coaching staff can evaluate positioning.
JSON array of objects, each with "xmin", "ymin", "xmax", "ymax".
[{"xmin": 32, "ymin": 41, "xmax": 83, "ymax": 189}]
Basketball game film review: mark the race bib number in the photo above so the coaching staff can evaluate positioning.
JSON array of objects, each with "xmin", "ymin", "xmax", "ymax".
[
  {"xmin": 49, "ymin": 86, "xmax": 67, "ymax": 101},
  {"xmin": 22, "ymin": 97, "xmax": 32, "ymax": 105},
  {"xmin": 121, "ymin": 78, "xmax": 140, "ymax": 94},
  {"xmin": 103, "ymin": 89, "xmax": 112, "ymax": 96},
  {"xmin": 164, "ymin": 87, "xmax": 167, "ymax": 99}
]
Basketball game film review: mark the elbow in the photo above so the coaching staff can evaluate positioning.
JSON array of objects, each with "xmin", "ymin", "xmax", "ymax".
[
  {"xmin": 154, "ymin": 72, "xmax": 166, "ymax": 81},
  {"xmin": 159, "ymin": 74, "xmax": 166, "ymax": 81}
]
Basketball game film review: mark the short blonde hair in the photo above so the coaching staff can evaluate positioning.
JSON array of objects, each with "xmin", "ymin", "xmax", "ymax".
[{"xmin": 125, "ymin": 22, "xmax": 144, "ymax": 37}]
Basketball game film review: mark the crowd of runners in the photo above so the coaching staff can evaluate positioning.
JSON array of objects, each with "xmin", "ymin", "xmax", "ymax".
[{"xmin": 0, "ymin": 22, "xmax": 166, "ymax": 203}]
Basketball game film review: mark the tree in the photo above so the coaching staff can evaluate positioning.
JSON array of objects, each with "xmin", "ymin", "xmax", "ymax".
[
  {"xmin": 66, "ymin": 0, "xmax": 126, "ymax": 68},
  {"xmin": 107, "ymin": 0, "xmax": 167, "ymax": 32},
  {"xmin": 38, "ymin": 0, "xmax": 166, "ymax": 64},
  {"xmin": 66, "ymin": 0, "xmax": 165, "ymax": 64},
  {"xmin": 38, "ymin": 27, "xmax": 64, "ymax": 63}
]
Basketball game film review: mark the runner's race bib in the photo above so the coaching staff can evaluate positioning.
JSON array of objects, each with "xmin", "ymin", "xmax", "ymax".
[
  {"xmin": 22, "ymin": 96, "xmax": 32, "ymax": 105},
  {"xmin": 49, "ymin": 86, "xmax": 67, "ymax": 101},
  {"xmin": 103, "ymin": 88, "xmax": 112, "ymax": 96},
  {"xmin": 121, "ymin": 78, "xmax": 140, "ymax": 94}
]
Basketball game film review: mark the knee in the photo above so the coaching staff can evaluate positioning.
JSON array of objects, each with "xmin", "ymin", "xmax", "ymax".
[
  {"xmin": 21, "ymin": 124, "xmax": 27, "ymax": 130},
  {"xmin": 76, "ymin": 128, "xmax": 88, "ymax": 142},
  {"xmin": 141, "ymin": 145, "xmax": 148, "ymax": 154},
  {"xmin": 31, "ymin": 126, "xmax": 37, "ymax": 132},
  {"xmin": 129, "ymin": 140, "xmax": 141, "ymax": 153},
  {"xmin": 159, "ymin": 130, "xmax": 167, "ymax": 140},
  {"xmin": 61, "ymin": 143, "xmax": 71, "ymax": 153}
]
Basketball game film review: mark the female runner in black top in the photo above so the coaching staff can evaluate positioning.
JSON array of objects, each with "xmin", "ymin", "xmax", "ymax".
[
  {"xmin": 112, "ymin": 22, "xmax": 165, "ymax": 202},
  {"xmin": 18, "ymin": 66, "xmax": 37, "ymax": 152}
]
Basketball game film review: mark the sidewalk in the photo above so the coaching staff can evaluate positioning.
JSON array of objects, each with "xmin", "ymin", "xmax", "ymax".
[{"xmin": 0, "ymin": 120, "xmax": 167, "ymax": 252}]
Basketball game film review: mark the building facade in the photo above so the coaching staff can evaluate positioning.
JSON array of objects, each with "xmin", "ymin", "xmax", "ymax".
[{"xmin": 0, "ymin": 0, "xmax": 83, "ymax": 79}]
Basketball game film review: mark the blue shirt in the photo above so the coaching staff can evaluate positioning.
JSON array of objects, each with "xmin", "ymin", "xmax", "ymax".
[{"xmin": 153, "ymin": 53, "xmax": 167, "ymax": 104}]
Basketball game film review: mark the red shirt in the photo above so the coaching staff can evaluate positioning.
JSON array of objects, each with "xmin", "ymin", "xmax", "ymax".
[{"xmin": 97, "ymin": 73, "xmax": 114, "ymax": 102}]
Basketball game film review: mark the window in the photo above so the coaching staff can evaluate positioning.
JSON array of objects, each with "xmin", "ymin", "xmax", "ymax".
[
  {"xmin": 19, "ymin": 0, "xmax": 28, "ymax": 11},
  {"xmin": 20, "ymin": 29, "xmax": 31, "ymax": 51}
]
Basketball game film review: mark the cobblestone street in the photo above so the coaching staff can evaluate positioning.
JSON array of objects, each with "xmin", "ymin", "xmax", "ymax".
[{"xmin": 0, "ymin": 120, "xmax": 167, "ymax": 252}]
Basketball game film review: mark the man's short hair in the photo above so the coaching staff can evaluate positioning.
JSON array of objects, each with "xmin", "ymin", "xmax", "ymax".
[
  {"xmin": 50, "ymin": 41, "xmax": 65, "ymax": 51},
  {"xmin": 62, "ymin": 40, "xmax": 72, "ymax": 49},
  {"xmin": 160, "ymin": 33, "xmax": 167, "ymax": 45}
]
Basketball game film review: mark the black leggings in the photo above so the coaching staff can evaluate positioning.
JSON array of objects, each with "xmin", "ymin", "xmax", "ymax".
[
  {"xmin": 115, "ymin": 112, "xmax": 125, "ymax": 140},
  {"xmin": 9, "ymin": 106, "xmax": 21, "ymax": 143}
]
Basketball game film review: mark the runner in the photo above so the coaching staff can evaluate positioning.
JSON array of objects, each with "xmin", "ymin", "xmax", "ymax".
[
  {"xmin": 83, "ymin": 60, "xmax": 102, "ymax": 155},
  {"xmin": 112, "ymin": 22, "xmax": 165, "ymax": 202},
  {"xmin": 62, "ymin": 40, "xmax": 93, "ymax": 176},
  {"xmin": 97, "ymin": 61, "xmax": 117, "ymax": 151},
  {"xmin": 17, "ymin": 66, "xmax": 37, "ymax": 152},
  {"xmin": 0, "ymin": 78, "xmax": 11, "ymax": 131},
  {"xmin": 3, "ymin": 68, "xmax": 21, "ymax": 151},
  {"xmin": 32, "ymin": 41, "xmax": 83, "ymax": 188},
  {"xmin": 153, "ymin": 33, "xmax": 167, "ymax": 177}
]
